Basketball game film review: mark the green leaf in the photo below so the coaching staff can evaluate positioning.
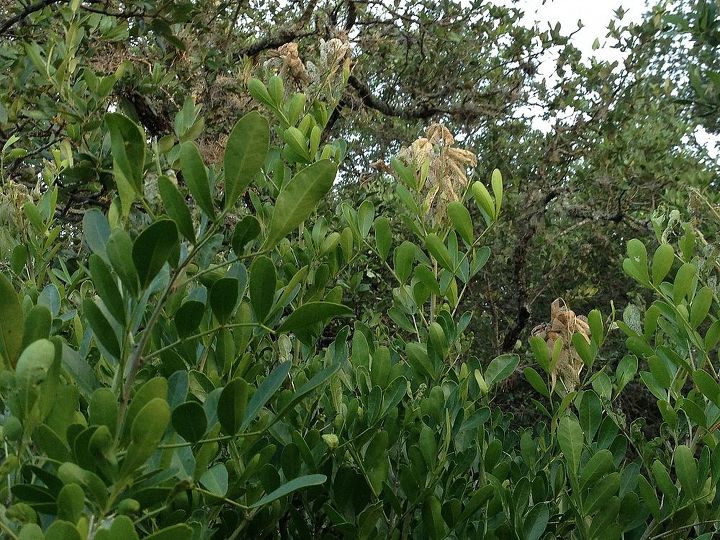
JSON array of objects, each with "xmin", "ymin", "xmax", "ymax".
[
  {"xmin": 241, "ymin": 361, "xmax": 291, "ymax": 431},
  {"xmin": 424, "ymin": 233, "xmax": 454, "ymax": 272},
  {"xmin": 374, "ymin": 216, "xmax": 392, "ymax": 261},
  {"xmin": 674, "ymin": 445, "xmax": 697, "ymax": 498},
  {"xmin": 218, "ymin": 378, "xmax": 249, "ymax": 435},
  {"xmin": 249, "ymin": 256, "xmax": 276, "ymax": 322},
  {"xmin": 529, "ymin": 335, "xmax": 550, "ymax": 372},
  {"xmin": 580, "ymin": 449, "xmax": 614, "ymax": 488},
  {"xmin": 231, "ymin": 215, "xmax": 261, "ymax": 255},
  {"xmin": 106, "ymin": 113, "xmax": 145, "ymax": 193},
  {"xmin": 263, "ymin": 160, "xmax": 337, "ymax": 248},
  {"xmin": 175, "ymin": 300, "xmax": 205, "ymax": 338},
  {"xmin": 585, "ymin": 472, "xmax": 620, "ymax": 514},
  {"xmin": 558, "ymin": 415, "xmax": 583, "ymax": 475},
  {"xmin": 278, "ymin": 302, "xmax": 354, "ymax": 334},
  {"xmin": 123, "ymin": 377, "xmax": 167, "ymax": 443},
  {"xmin": 446, "ymin": 201, "xmax": 474, "ymax": 244},
  {"xmin": 180, "ymin": 142, "xmax": 215, "ymax": 218},
  {"xmin": 422, "ymin": 495, "xmax": 449, "ymax": 540},
  {"xmin": 358, "ymin": 200, "xmax": 375, "ymax": 238},
  {"xmin": 524, "ymin": 367, "xmax": 549, "ymax": 397},
  {"xmin": 623, "ymin": 239, "xmax": 650, "ymax": 285},
  {"xmin": 145, "ymin": 524, "xmax": 192, "ymax": 540},
  {"xmin": 107, "ymin": 229, "xmax": 139, "ymax": 296},
  {"xmin": 0, "ymin": 273, "xmax": 24, "ymax": 368},
  {"xmin": 89, "ymin": 254, "xmax": 125, "ymax": 325},
  {"xmin": 471, "ymin": 181, "xmax": 495, "ymax": 223},
  {"xmin": 394, "ymin": 241, "xmax": 416, "ymax": 283},
  {"xmin": 172, "ymin": 401, "xmax": 207, "ymax": 443},
  {"xmin": 523, "ymin": 502, "xmax": 549, "ymax": 540},
  {"xmin": 132, "ymin": 219, "xmax": 178, "ymax": 289},
  {"xmin": 588, "ymin": 309, "xmax": 603, "ymax": 346},
  {"xmin": 89, "ymin": 388, "xmax": 118, "ymax": 436},
  {"xmin": 690, "ymin": 286, "xmax": 713, "ymax": 328},
  {"xmin": 83, "ymin": 208, "xmax": 111, "ymax": 262},
  {"xmin": 57, "ymin": 484, "xmax": 85, "ymax": 524},
  {"xmin": 365, "ymin": 430, "xmax": 389, "ymax": 495},
  {"xmin": 224, "ymin": 111, "xmax": 270, "ymax": 208},
  {"xmin": 22, "ymin": 305, "xmax": 52, "ymax": 348},
  {"xmin": 45, "ymin": 520, "xmax": 81, "ymax": 540},
  {"xmin": 651, "ymin": 243, "xmax": 674, "ymax": 285},
  {"xmin": 491, "ymin": 168, "xmax": 503, "ymax": 216},
  {"xmin": 158, "ymin": 175, "xmax": 196, "ymax": 243},
  {"xmin": 484, "ymin": 354, "xmax": 519, "ymax": 387},
  {"xmin": 210, "ymin": 277, "xmax": 240, "ymax": 324},
  {"xmin": 200, "ymin": 463, "xmax": 228, "ymax": 496},
  {"xmin": 83, "ymin": 298, "xmax": 121, "ymax": 359},
  {"xmin": 121, "ymin": 398, "xmax": 170, "ymax": 476},
  {"xmin": 672, "ymin": 263, "xmax": 696, "ymax": 304},
  {"xmin": 13, "ymin": 339, "xmax": 56, "ymax": 420},
  {"xmin": 249, "ymin": 474, "xmax": 327, "ymax": 508},
  {"xmin": 693, "ymin": 369, "xmax": 720, "ymax": 408}
]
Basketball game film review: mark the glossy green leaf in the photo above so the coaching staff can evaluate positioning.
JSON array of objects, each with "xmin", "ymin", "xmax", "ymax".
[
  {"xmin": 172, "ymin": 401, "xmax": 207, "ymax": 443},
  {"xmin": 175, "ymin": 300, "xmax": 205, "ymax": 338},
  {"xmin": 218, "ymin": 378, "xmax": 249, "ymax": 435},
  {"xmin": 672, "ymin": 262, "xmax": 696, "ymax": 304},
  {"xmin": 249, "ymin": 474, "xmax": 327, "ymax": 508},
  {"xmin": 121, "ymin": 398, "xmax": 170, "ymax": 476},
  {"xmin": 446, "ymin": 201, "xmax": 474, "ymax": 244},
  {"xmin": 107, "ymin": 229, "xmax": 139, "ymax": 296},
  {"xmin": 424, "ymin": 233, "xmax": 454, "ymax": 272},
  {"xmin": 83, "ymin": 298, "xmax": 120, "ymax": 359},
  {"xmin": 472, "ymin": 181, "xmax": 495, "ymax": 223},
  {"xmin": 210, "ymin": 277, "xmax": 240, "ymax": 324},
  {"xmin": 231, "ymin": 215, "xmax": 261, "ymax": 255},
  {"xmin": 200, "ymin": 463, "xmax": 229, "ymax": 496},
  {"xmin": 558, "ymin": 415, "xmax": 583, "ymax": 475},
  {"xmin": 374, "ymin": 216, "xmax": 392, "ymax": 261},
  {"xmin": 89, "ymin": 254, "xmax": 125, "ymax": 325},
  {"xmin": 89, "ymin": 387, "xmax": 118, "ymax": 436},
  {"xmin": 484, "ymin": 354, "xmax": 519, "ymax": 387},
  {"xmin": 180, "ymin": 141, "xmax": 215, "ymax": 217},
  {"xmin": 690, "ymin": 286, "xmax": 713, "ymax": 328},
  {"xmin": 394, "ymin": 241, "xmax": 416, "ymax": 283},
  {"xmin": 0, "ymin": 273, "xmax": 23, "ymax": 368},
  {"xmin": 278, "ymin": 302, "xmax": 353, "ymax": 334},
  {"xmin": 224, "ymin": 111, "xmax": 270, "ymax": 208},
  {"xmin": 524, "ymin": 367, "xmax": 549, "ymax": 397},
  {"xmin": 358, "ymin": 200, "xmax": 375, "ymax": 238},
  {"xmin": 158, "ymin": 175, "xmax": 195, "ymax": 243},
  {"xmin": 241, "ymin": 361, "xmax": 291, "ymax": 431},
  {"xmin": 106, "ymin": 113, "xmax": 145, "ymax": 193},
  {"xmin": 22, "ymin": 305, "xmax": 52, "ymax": 348},
  {"xmin": 83, "ymin": 208, "xmax": 111, "ymax": 262},
  {"xmin": 264, "ymin": 160, "xmax": 337, "ymax": 248},
  {"xmin": 585, "ymin": 472, "xmax": 620, "ymax": 514},
  {"xmin": 249, "ymin": 255, "xmax": 276, "ymax": 322},
  {"xmin": 580, "ymin": 449, "xmax": 614, "ymax": 488},
  {"xmin": 693, "ymin": 369, "xmax": 720, "ymax": 407},
  {"xmin": 132, "ymin": 219, "xmax": 178, "ymax": 289},
  {"xmin": 491, "ymin": 168, "xmax": 503, "ymax": 216},
  {"xmin": 651, "ymin": 243, "xmax": 674, "ymax": 285},
  {"xmin": 674, "ymin": 445, "xmax": 697, "ymax": 498},
  {"xmin": 523, "ymin": 502, "xmax": 549, "ymax": 540},
  {"xmin": 145, "ymin": 524, "xmax": 192, "ymax": 540}
]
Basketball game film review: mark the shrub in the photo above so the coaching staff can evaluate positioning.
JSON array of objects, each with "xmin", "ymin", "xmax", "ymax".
[{"xmin": 0, "ymin": 76, "xmax": 719, "ymax": 539}]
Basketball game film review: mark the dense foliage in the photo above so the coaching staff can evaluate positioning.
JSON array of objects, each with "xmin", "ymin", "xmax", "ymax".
[{"xmin": 0, "ymin": 1, "xmax": 719, "ymax": 539}]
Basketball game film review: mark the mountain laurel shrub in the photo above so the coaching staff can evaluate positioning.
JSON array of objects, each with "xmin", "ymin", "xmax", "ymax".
[{"xmin": 0, "ymin": 76, "xmax": 719, "ymax": 539}]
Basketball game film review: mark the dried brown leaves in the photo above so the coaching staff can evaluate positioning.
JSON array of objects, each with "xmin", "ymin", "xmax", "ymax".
[
  {"xmin": 531, "ymin": 298, "xmax": 591, "ymax": 393},
  {"xmin": 396, "ymin": 123, "xmax": 477, "ymax": 223}
]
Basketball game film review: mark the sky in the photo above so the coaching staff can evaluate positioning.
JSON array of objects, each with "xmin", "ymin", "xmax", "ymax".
[{"xmin": 495, "ymin": 0, "xmax": 719, "ymax": 156}]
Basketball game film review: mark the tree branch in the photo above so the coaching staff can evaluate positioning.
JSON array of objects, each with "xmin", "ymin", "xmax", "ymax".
[{"xmin": 0, "ymin": 0, "xmax": 61, "ymax": 35}]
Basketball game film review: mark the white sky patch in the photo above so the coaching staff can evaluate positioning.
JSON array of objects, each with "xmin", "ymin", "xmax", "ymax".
[{"xmin": 492, "ymin": 0, "xmax": 718, "ymax": 157}]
